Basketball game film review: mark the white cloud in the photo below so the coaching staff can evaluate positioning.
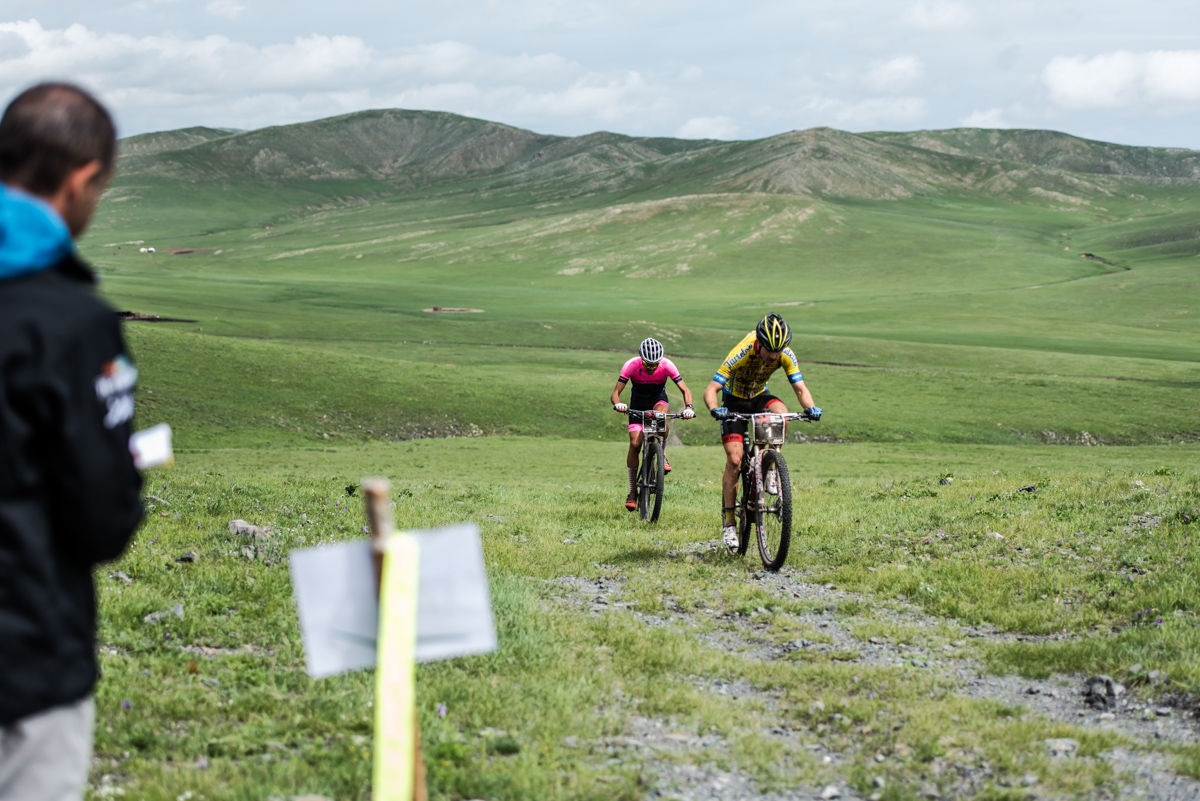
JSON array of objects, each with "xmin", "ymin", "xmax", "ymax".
[
  {"xmin": 808, "ymin": 96, "xmax": 928, "ymax": 129},
  {"xmin": 675, "ymin": 115, "xmax": 738, "ymax": 139},
  {"xmin": 0, "ymin": 20, "xmax": 663, "ymax": 134},
  {"xmin": 205, "ymin": 0, "xmax": 245, "ymax": 20},
  {"xmin": 863, "ymin": 56, "xmax": 923, "ymax": 94},
  {"xmin": 680, "ymin": 64, "xmax": 703, "ymax": 82},
  {"xmin": 1043, "ymin": 50, "xmax": 1200, "ymax": 110},
  {"xmin": 901, "ymin": 1, "xmax": 971, "ymax": 31},
  {"xmin": 961, "ymin": 108, "xmax": 1010, "ymax": 128}
]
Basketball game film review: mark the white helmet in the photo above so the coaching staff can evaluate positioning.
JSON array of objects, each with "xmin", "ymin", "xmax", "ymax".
[{"xmin": 639, "ymin": 337, "xmax": 664, "ymax": 364}]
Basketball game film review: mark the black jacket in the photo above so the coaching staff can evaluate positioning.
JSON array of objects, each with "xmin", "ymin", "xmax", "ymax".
[{"xmin": 0, "ymin": 252, "xmax": 143, "ymax": 725}]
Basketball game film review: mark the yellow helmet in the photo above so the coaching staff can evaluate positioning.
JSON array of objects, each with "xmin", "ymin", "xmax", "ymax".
[{"xmin": 755, "ymin": 313, "xmax": 792, "ymax": 351}]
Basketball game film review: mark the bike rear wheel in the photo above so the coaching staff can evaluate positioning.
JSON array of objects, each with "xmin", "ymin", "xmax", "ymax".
[{"xmin": 757, "ymin": 449, "xmax": 792, "ymax": 571}]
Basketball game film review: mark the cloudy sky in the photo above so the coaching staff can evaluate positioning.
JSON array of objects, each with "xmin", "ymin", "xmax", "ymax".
[{"xmin": 0, "ymin": 0, "xmax": 1197, "ymax": 147}]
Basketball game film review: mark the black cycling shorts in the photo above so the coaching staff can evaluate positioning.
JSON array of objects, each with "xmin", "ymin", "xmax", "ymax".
[
  {"xmin": 720, "ymin": 392, "xmax": 784, "ymax": 442},
  {"xmin": 630, "ymin": 388, "xmax": 669, "ymax": 411}
]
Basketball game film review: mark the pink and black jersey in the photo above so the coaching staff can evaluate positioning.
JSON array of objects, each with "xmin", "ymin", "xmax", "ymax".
[{"xmin": 617, "ymin": 357, "xmax": 683, "ymax": 409}]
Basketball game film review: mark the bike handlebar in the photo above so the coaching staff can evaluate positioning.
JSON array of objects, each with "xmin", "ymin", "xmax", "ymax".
[
  {"xmin": 621, "ymin": 409, "xmax": 692, "ymax": 420},
  {"xmin": 722, "ymin": 411, "xmax": 817, "ymax": 422}
]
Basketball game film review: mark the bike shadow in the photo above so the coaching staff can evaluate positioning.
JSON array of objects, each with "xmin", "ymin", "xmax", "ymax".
[{"xmin": 604, "ymin": 547, "xmax": 667, "ymax": 566}]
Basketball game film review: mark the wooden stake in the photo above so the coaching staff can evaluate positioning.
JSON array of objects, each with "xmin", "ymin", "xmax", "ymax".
[{"xmin": 362, "ymin": 477, "xmax": 427, "ymax": 801}]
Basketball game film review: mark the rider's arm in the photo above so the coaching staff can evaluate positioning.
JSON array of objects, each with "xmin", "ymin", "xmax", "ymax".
[
  {"xmin": 781, "ymin": 350, "xmax": 814, "ymax": 409},
  {"xmin": 703, "ymin": 379, "xmax": 723, "ymax": 412},
  {"xmin": 791, "ymin": 379, "xmax": 815, "ymax": 409},
  {"xmin": 610, "ymin": 380, "xmax": 628, "ymax": 407},
  {"xmin": 676, "ymin": 379, "xmax": 695, "ymax": 408}
]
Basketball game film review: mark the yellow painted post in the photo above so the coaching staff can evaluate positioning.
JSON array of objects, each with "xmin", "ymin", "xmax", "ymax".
[
  {"xmin": 373, "ymin": 534, "xmax": 420, "ymax": 801},
  {"xmin": 363, "ymin": 477, "xmax": 427, "ymax": 801}
]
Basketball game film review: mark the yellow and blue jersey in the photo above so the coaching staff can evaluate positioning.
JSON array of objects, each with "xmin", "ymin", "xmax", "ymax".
[{"xmin": 712, "ymin": 332, "xmax": 803, "ymax": 399}]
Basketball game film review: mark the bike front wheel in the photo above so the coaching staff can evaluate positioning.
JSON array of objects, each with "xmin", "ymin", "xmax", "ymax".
[
  {"xmin": 757, "ymin": 449, "xmax": 793, "ymax": 571},
  {"xmin": 639, "ymin": 441, "xmax": 665, "ymax": 522}
]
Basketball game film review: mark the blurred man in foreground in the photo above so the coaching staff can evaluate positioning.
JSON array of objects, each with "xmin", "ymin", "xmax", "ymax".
[{"xmin": 0, "ymin": 83, "xmax": 143, "ymax": 800}]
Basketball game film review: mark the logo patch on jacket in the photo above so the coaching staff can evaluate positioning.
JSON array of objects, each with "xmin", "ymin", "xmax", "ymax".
[{"xmin": 95, "ymin": 355, "xmax": 137, "ymax": 429}]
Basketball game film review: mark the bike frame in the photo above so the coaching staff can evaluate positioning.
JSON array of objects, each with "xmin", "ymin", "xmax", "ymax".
[
  {"xmin": 625, "ymin": 409, "xmax": 688, "ymax": 522},
  {"xmin": 737, "ymin": 413, "xmax": 801, "ymax": 510},
  {"xmin": 726, "ymin": 411, "xmax": 812, "ymax": 558}
]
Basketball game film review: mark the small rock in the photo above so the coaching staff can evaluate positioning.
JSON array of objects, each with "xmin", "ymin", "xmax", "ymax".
[
  {"xmin": 874, "ymin": 753, "xmax": 886, "ymax": 763},
  {"xmin": 869, "ymin": 636, "xmax": 887, "ymax": 645},
  {"xmin": 918, "ymin": 783, "xmax": 940, "ymax": 799},
  {"xmin": 176, "ymin": 551, "xmax": 198, "ymax": 563},
  {"xmin": 1128, "ymin": 663, "xmax": 1143, "ymax": 674},
  {"xmin": 1026, "ymin": 686, "xmax": 1041, "ymax": 695},
  {"xmin": 1148, "ymin": 669, "xmax": 1169, "ymax": 686},
  {"xmin": 810, "ymin": 699, "xmax": 826, "ymax": 713},
  {"xmin": 561, "ymin": 736, "xmax": 578, "ymax": 748},
  {"xmin": 112, "ymin": 571, "xmax": 133, "ymax": 586},
  {"xmin": 990, "ymin": 532, "xmax": 1004, "ymax": 540},
  {"xmin": 1156, "ymin": 706, "xmax": 1173, "ymax": 717},
  {"xmin": 1045, "ymin": 738, "xmax": 1078, "ymax": 758},
  {"xmin": 1082, "ymin": 675, "xmax": 1123, "ymax": 709},
  {"xmin": 228, "ymin": 519, "xmax": 272, "ymax": 539},
  {"xmin": 562, "ymin": 539, "xmax": 578, "ymax": 545},
  {"xmin": 756, "ymin": 606, "xmax": 768, "ymax": 614},
  {"xmin": 939, "ymin": 477, "xmax": 953, "ymax": 485},
  {"xmin": 1022, "ymin": 773, "xmax": 1039, "ymax": 786},
  {"xmin": 873, "ymin": 776, "xmax": 886, "ymax": 789},
  {"xmin": 142, "ymin": 604, "xmax": 184, "ymax": 624},
  {"xmin": 820, "ymin": 785, "xmax": 841, "ymax": 799},
  {"xmin": 869, "ymin": 795, "xmax": 883, "ymax": 801},
  {"xmin": 1099, "ymin": 713, "xmax": 1115, "ymax": 721},
  {"xmin": 1018, "ymin": 485, "xmax": 1036, "ymax": 493}
]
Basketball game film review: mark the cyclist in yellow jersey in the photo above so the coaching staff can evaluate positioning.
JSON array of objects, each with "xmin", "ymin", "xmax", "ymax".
[{"xmin": 703, "ymin": 313, "xmax": 822, "ymax": 548}]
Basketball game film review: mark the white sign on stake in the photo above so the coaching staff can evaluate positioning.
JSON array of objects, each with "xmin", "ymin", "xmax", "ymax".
[{"xmin": 290, "ymin": 522, "xmax": 497, "ymax": 678}]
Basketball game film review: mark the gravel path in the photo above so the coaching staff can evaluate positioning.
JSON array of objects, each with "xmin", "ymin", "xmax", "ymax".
[{"xmin": 550, "ymin": 557, "xmax": 1200, "ymax": 801}]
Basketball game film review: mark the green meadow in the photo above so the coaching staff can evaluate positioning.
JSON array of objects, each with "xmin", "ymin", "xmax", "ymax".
[{"xmin": 81, "ymin": 113, "xmax": 1200, "ymax": 799}]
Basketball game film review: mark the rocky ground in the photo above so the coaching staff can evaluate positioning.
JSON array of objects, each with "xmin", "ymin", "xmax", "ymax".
[{"xmin": 551, "ymin": 546, "xmax": 1200, "ymax": 801}]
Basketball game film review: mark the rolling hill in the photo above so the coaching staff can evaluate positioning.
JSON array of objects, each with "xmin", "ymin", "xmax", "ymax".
[
  {"xmin": 88, "ymin": 109, "xmax": 1200, "ymax": 449},
  {"xmin": 115, "ymin": 109, "xmax": 1199, "ymax": 206}
]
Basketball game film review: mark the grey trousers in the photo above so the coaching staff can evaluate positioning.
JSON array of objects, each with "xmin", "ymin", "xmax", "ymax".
[{"xmin": 0, "ymin": 697, "xmax": 94, "ymax": 801}]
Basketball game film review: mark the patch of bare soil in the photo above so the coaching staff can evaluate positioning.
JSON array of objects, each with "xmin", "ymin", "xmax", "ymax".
[
  {"xmin": 116, "ymin": 311, "xmax": 199, "ymax": 323},
  {"xmin": 422, "ymin": 306, "xmax": 485, "ymax": 313},
  {"xmin": 162, "ymin": 247, "xmax": 217, "ymax": 255}
]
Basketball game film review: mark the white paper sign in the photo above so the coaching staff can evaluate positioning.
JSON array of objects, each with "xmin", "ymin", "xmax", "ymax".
[
  {"xmin": 129, "ymin": 423, "xmax": 173, "ymax": 470},
  {"xmin": 289, "ymin": 523, "xmax": 497, "ymax": 678}
]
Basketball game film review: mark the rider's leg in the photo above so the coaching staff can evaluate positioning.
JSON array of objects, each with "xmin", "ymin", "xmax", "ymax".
[
  {"xmin": 762, "ymin": 399, "xmax": 788, "ymax": 494},
  {"xmin": 766, "ymin": 397, "xmax": 788, "ymax": 441},
  {"xmin": 627, "ymin": 429, "xmax": 643, "ymax": 499},
  {"xmin": 721, "ymin": 434, "xmax": 743, "ymax": 526}
]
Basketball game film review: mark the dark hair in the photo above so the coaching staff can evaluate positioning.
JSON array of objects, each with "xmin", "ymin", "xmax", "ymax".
[{"xmin": 0, "ymin": 82, "xmax": 116, "ymax": 196}]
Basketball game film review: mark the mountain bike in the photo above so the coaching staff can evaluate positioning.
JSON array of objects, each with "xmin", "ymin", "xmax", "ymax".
[
  {"xmin": 625, "ymin": 409, "xmax": 689, "ymax": 522},
  {"xmin": 726, "ymin": 411, "xmax": 816, "ymax": 571}
]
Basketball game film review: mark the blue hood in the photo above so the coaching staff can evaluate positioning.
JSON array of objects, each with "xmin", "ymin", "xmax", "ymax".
[{"xmin": 0, "ymin": 184, "xmax": 72, "ymax": 281}]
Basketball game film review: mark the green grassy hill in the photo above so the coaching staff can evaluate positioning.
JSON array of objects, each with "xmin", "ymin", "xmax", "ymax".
[
  {"xmin": 81, "ymin": 111, "xmax": 1200, "ymax": 801},
  {"xmin": 86, "ymin": 109, "xmax": 1200, "ymax": 453}
]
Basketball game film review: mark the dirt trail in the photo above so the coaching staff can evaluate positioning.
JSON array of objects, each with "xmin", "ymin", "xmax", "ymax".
[{"xmin": 551, "ymin": 556, "xmax": 1200, "ymax": 800}]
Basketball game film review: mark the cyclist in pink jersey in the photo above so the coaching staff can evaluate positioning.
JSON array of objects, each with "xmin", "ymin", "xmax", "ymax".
[{"xmin": 611, "ymin": 338, "xmax": 695, "ymax": 510}]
